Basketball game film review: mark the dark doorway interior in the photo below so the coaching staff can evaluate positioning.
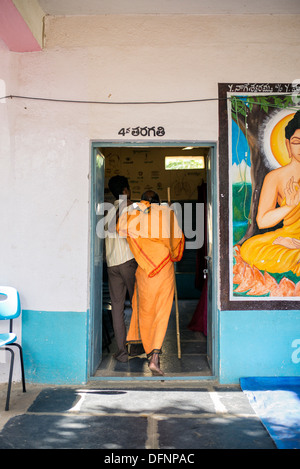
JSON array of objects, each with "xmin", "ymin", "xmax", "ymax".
[{"xmin": 94, "ymin": 145, "xmax": 212, "ymax": 378}]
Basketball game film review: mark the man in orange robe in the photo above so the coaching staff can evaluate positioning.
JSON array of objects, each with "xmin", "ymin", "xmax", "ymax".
[{"xmin": 117, "ymin": 190, "xmax": 184, "ymax": 375}]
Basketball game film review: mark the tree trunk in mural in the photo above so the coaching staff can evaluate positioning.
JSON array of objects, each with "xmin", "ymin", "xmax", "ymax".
[{"xmin": 232, "ymin": 105, "xmax": 268, "ymax": 244}]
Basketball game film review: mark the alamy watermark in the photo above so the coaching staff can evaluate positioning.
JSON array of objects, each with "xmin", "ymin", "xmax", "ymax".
[{"xmin": 96, "ymin": 196, "xmax": 204, "ymax": 250}]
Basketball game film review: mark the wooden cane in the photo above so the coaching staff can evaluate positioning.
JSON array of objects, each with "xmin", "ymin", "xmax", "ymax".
[{"xmin": 167, "ymin": 187, "xmax": 181, "ymax": 359}]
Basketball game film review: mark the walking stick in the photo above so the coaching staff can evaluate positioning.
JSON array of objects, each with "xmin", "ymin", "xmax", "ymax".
[{"xmin": 167, "ymin": 187, "xmax": 181, "ymax": 359}]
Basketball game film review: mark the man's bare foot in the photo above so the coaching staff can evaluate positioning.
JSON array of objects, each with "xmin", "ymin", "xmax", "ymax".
[{"xmin": 148, "ymin": 353, "xmax": 164, "ymax": 376}]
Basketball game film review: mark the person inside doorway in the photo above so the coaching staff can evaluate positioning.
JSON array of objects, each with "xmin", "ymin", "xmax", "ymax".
[
  {"xmin": 105, "ymin": 175, "xmax": 138, "ymax": 363},
  {"xmin": 117, "ymin": 190, "xmax": 185, "ymax": 375}
]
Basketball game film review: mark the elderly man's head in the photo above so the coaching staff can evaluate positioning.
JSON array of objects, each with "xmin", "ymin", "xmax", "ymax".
[{"xmin": 141, "ymin": 190, "xmax": 160, "ymax": 204}]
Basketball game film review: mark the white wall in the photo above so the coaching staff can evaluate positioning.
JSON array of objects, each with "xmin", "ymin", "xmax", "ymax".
[{"xmin": 1, "ymin": 14, "xmax": 299, "ymax": 315}]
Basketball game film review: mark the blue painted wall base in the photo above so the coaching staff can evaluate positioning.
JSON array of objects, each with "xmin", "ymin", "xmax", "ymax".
[
  {"xmin": 219, "ymin": 309, "xmax": 300, "ymax": 384},
  {"xmin": 21, "ymin": 308, "xmax": 300, "ymax": 385},
  {"xmin": 22, "ymin": 310, "xmax": 88, "ymax": 384}
]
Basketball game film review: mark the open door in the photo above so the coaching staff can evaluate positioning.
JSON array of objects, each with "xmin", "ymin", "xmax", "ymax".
[
  {"xmin": 90, "ymin": 142, "xmax": 217, "ymax": 380},
  {"xmin": 205, "ymin": 147, "xmax": 215, "ymax": 371},
  {"xmin": 89, "ymin": 147, "xmax": 105, "ymax": 375}
]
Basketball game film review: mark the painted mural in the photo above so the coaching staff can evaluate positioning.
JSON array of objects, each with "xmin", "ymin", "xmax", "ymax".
[{"xmin": 229, "ymin": 86, "xmax": 300, "ymax": 299}]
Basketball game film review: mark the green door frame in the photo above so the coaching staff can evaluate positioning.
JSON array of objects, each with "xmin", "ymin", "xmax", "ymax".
[
  {"xmin": 89, "ymin": 146, "xmax": 105, "ymax": 376},
  {"xmin": 89, "ymin": 140, "xmax": 219, "ymax": 381}
]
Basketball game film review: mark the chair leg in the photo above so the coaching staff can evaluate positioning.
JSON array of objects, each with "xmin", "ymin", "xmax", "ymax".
[
  {"xmin": 9, "ymin": 343, "xmax": 26, "ymax": 392},
  {"xmin": 4, "ymin": 347, "xmax": 14, "ymax": 411}
]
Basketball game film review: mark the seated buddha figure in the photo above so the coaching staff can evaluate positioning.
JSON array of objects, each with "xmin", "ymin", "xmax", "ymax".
[{"xmin": 240, "ymin": 110, "xmax": 300, "ymax": 277}]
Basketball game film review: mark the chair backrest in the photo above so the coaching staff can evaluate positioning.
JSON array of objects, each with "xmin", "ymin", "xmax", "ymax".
[{"xmin": 0, "ymin": 286, "xmax": 21, "ymax": 320}]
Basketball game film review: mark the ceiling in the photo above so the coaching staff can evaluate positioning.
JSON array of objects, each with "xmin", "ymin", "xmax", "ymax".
[
  {"xmin": 37, "ymin": 0, "xmax": 300, "ymax": 16},
  {"xmin": 2, "ymin": 0, "xmax": 299, "ymax": 53}
]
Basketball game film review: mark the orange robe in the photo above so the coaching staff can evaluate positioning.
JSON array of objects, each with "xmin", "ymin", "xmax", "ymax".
[{"xmin": 117, "ymin": 201, "xmax": 184, "ymax": 356}]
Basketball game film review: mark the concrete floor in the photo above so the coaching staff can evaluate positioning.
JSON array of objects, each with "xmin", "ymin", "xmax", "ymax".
[{"xmin": 0, "ymin": 380, "xmax": 277, "ymax": 449}]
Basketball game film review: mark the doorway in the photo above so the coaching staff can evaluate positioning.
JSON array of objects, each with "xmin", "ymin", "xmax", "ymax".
[{"xmin": 89, "ymin": 142, "xmax": 218, "ymax": 381}]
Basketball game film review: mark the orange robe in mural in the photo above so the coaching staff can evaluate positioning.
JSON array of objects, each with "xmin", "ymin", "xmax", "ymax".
[
  {"xmin": 240, "ymin": 199, "xmax": 300, "ymax": 277},
  {"xmin": 117, "ymin": 201, "xmax": 184, "ymax": 356}
]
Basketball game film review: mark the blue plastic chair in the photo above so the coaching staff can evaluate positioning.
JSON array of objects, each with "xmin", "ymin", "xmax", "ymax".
[{"xmin": 0, "ymin": 286, "xmax": 26, "ymax": 410}]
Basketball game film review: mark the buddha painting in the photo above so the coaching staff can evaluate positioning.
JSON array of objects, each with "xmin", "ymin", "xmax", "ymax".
[{"xmin": 233, "ymin": 110, "xmax": 300, "ymax": 297}]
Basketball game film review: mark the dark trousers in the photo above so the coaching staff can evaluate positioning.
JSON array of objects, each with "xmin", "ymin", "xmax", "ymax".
[{"xmin": 107, "ymin": 258, "xmax": 138, "ymax": 361}]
